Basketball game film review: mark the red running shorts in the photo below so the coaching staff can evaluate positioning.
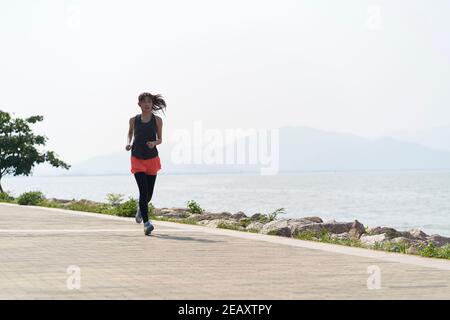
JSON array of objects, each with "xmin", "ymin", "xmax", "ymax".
[{"xmin": 130, "ymin": 155, "xmax": 162, "ymax": 175}]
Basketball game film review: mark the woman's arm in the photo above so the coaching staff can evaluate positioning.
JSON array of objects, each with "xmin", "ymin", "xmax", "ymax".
[
  {"xmin": 126, "ymin": 117, "xmax": 134, "ymax": 150},
  {"xmin": 147, "ymin": 116, "xmax": 163, "ymax": 148},
  {"xmin": 155, "ymin": 115, "xmax": 163, "ymax": 145}
]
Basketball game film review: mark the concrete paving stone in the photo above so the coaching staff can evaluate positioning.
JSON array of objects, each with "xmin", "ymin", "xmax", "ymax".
[{"xmin": 0, "ymin": 203, "xmax": 449, "ymax": 299}]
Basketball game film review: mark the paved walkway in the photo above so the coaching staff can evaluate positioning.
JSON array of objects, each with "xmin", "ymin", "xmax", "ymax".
[{"xmin": 0, "ymin": 203, "xmax": 449, "ymax": 299}]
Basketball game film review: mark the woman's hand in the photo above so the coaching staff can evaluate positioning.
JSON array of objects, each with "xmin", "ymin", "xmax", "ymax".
[
  {"xmin": 146, "ymin": 141, "xmax": 156, "ymax": 148},
  {"xmin": 125, "ymin": 144, "xmax": 132, "ymax": 151}
]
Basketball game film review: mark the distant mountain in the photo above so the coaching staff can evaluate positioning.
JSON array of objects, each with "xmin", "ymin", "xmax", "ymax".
[
  {"xmin": 386, "ymin": 125, "xmax": 450, "ymax": 152},
  {"xmin": 32, "ymin": 126, "xmax": 450, "ymax": 176},
  {"xmin": 279, "ymin": 126, "xmax": 450, "ymax": 171}
]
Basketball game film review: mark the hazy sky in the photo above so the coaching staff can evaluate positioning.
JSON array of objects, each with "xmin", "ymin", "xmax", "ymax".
[{"xmin": 1, "ymin": 0, "xmax": 449, "ymax": 163}]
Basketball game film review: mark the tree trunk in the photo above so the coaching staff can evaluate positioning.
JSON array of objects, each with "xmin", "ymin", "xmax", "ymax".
[{"xmin": 0, "ymin": 176, "xmax": 4, "ymax": 193}]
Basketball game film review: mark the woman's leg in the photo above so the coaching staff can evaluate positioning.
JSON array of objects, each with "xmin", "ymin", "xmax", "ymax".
[
  {"xmin": 134, "ymin": 172, "xmax": 150, "ymax": 223},
  {"xmin": 146, "ymin": 174, "xmax": 157, "ymax": 203}
]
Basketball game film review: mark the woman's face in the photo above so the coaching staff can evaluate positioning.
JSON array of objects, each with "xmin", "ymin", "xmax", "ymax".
[{"xmin": 139, "ymin": 97, "xmax": 153, "ymax": 111}]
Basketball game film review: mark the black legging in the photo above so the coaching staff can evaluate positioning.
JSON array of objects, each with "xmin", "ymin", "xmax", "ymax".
[{"xmin": 134, "ymin": 172, "xmax": 157, "ymax": 223}]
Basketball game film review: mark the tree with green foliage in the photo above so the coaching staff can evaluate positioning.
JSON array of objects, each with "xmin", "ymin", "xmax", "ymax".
[{"xmin": 0, "ymin": 110, "xmax": 70, "ymax": 193}]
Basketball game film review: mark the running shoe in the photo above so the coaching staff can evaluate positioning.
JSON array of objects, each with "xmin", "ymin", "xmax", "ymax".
[
  {"xmin": 135, "ymin": 207, "xmax": 143, "ymax": 224},
  {"xmin": 144, "ymin": 221, "xmax": 154, "ymax": 236}
]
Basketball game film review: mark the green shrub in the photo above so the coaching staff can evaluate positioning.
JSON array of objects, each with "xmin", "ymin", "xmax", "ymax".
[
  {"xmin": 238, "ymin": 218, "xmax": 251, "ymax": 228},
  {"xmin": 433, "ymin": 244, "xmax": 450, "ymax": 259},
  {"xmin": 114, "ymin": 198, "xmax": 138, "ymax": 217},
  {"xmin": 105, "ymin": 193, "xmax": 124, "ymax": 207},
  {"xmin": 186, "ymin": 200, "xmax": 203, "ymax": 214},
  {"xmin": 0, "ymin": 191, "xmax": 15, "ymax": 202},
  {"xmin": 111, "ymin": 199, "xmax": 156, "ymax": 217},
  {"xmin": 17, "ymin": 191, "xmax": 45, "ymax": 206},
  {"xmin": 418, "ymin": 242, "xmax": 450, "ymax": 259},
  {"xmin": 418, "ymin": 242, "xmax": 437, "ymax": 257},
  {"xmin": 266, "ymin": 208, "xmax": 286, "ymax": 222}
]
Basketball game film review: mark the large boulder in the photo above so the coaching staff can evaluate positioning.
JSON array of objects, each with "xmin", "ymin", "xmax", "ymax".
[
  {"xmin": 408, "ymin": 228, "xmax": 429, "ymax": 241},
  {"xmin": 250, "ymin": 213, "xmax": 265, "ymax": 221},
  {"xmin": 158, "ymin": 209, "xmax": 190, "ymax": 219},
  {"xmin": 360, "ymin": 234, "xmax": 387, "ymax": 246},
  {"xmin": 322, "ymin": 221, "xmax": 354, "ymax": 234},
  {"xmin": 156, "ymin": 207, "xmax": 191, "ymax": 218},
  {"xmin": 260, "ymin": 220, "xmax": 292, "ymax": 237},
  {"xmin": 301, "ymin": 216, "xmax": 323, "ymax": 223},
  {"xmin": 245, "ymin": 221, "xmax": 265, "ymax": 232},
  {"xmin": 330, "ymin": 232, "xmax": 350, "ymax": 240},
  {"xmin": 49, "ymin": 198, "xmax": 72, "ymax": 204},
  {"xmin": 294, "ymin": 221, "xmax": 354, "ymax": 235},
  {"xmin": 188, "ymin": 213, "xmax": 207, "ymax": 221},
  {"xmin": 218, "ymin": 211, "xmax": 233, "ymax": 216},
  {"xmin": 261, "ymin": 218, "xmax": 354, "ymax": 238},
  {"xmin": 261, "ymin": 218, "xmax": 326, "ymax": 237},
  {"xmin": 291, "ymin": 223, "xmax": 323, "ymax": 235},
  {"xmin": 61, "ymin": 198, "xmax": 103, "ymax": 208},
  {"xmin": 185, "ymin": 212, "xmax": 234, "ymax": 221},
  {"xmin": 348, "ymin": 220, "xmax": 366, "ymax": 239},
  {"xmin": 158, "ymin": 207, "xmax": 188, "ymax": 214},
  {"xmin": 232, "ymin": 211, "xmax": 248, "ymax": 220},
  {"xmin": 198, "ymin": 219, "xmax": 244, "ymax": 230},
  {"xmin": 198, "ymin": 219, "xmax": 227, "ymax": 228},
  {"xmin": 426, "ymin": 235, "xmax": 450, "ymax": 247},
  {"xmin": 368, "ymin": 227, "xmax": 411, "ymax": 240},
  {"xmin": 163, "ymin": 212, "xmax": 191, "ymax": 219}
]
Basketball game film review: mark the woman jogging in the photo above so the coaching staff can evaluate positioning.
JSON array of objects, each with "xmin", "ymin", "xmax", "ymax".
[{"xmin": 125, "ymin": 92, "xmax": 166, "ymax": 236}]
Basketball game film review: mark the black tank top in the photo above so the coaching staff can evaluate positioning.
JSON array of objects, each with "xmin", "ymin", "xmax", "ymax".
[{"xmin": 131, "ymin": 113, "xmax": 159, "ymax": 159}]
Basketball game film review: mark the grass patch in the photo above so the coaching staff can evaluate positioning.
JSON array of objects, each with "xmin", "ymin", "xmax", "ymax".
[
  {"xmin": 294, "ymin": 229, "xmax": 365, "ymax": 248},
  {"xmin": 151, "ymin": 214, "xmax": 199, "ymax": 226},
  {"xmin": 372, "ymin": 240, "xmax": 450, "ymax": 259},
  {"xmin": 417, "ymin": 243, "xmax": 450, "ymax": 259},
  {"xmin": 217, "ymin": 221, "xmax": 241, "ymax": 230},
  {"xmin": 373, "ymin": 240, "xmax": 410, "ymax": 254},
  {"xmin": 38, "ymin": 199, "xmax": 65, "ymax": 208}
]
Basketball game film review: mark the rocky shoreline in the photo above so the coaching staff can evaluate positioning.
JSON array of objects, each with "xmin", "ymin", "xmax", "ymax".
[
  {"xmin": 157, "ymin": 208, "xmax": 450, "ymax": 251},
  {"xmin": 48, "ymin": 198, "xmax": 450, "ymax": 255}
]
